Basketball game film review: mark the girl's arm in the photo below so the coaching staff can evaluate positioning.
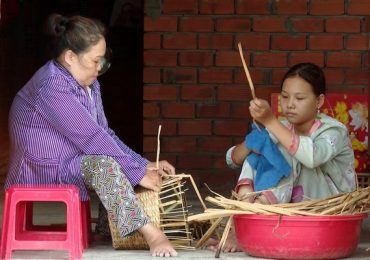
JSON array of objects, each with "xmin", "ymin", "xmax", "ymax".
[{"xmin": 231, "ymin": 142, "xmax": 251, "ymax": 165}]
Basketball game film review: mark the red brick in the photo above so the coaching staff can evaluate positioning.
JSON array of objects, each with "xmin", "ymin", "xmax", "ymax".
[
  {"xmin": 213, "ymin": 154, "xmax": 231, "ymax": 169},
  {"xmin": 144, "ymin": 33, "xmax": 161, "ymax": 49},
  {"xmin": 216, "ymin": 51, "xmax": 248, "ymax": 67},
  {"xmin": 181, "ymin": 85, "xmax": 215, "ymax": 100},
  {"xmin": 198, "ymin": 136, "xmax": 233, "ymax": 152},
  {"xmin": 178, "ymin": 120, "xmax": 212, "ymax": 135},
  {"xmin": 163, "ymin": 0, "xmax": 198, "ymax": 14},
  {"xmin": 235, "ymin": 68, "xmax": 270, "ymax": 85},
  {"xmin": 310, "ymin": 0, "xmax": 344, "ymax": 15},
  {"xmin": 143, "ymin": 120, "xmax": 177, "ymax": 135},
  {"xmin": 256, "ymin": 86, "xmax": 281, "ymax": 100},
  {"xmin": 323, "ymin": 69, "xmax": 345, "ymax": 85},
  {"xmin": 364, "ymin": 53, "xmax": 370, "ymax": 68},
  {"xmin": 235, "ymin": 34, "xmax": 270, "ymax": 50},
  {"xmin": 253, "ymin": 52, "xmax": 288, "ymax": 67},
  {"xmin": 326, "ymin": 18, "xmax": 361, "ymax": 32},
  {"xmin": 309, "ymin": 35, "xmax": 343, "ymax": 50},
  {"xmin": 143, "ymin": 137, "xmax": 156, "ymax": 153},
  {"xmin": 348, "ymin": 0, "xmax": 370, "ymax": 15},
  {"xmin": 143, "ymin": 102, "xmax": 160, "ymax": 118},
  {"xmin": 236, "ymin": 0, "xmax": 272, "ymax": 14},
  {"xmin": 161, "ymin": 137, "xmax": 197, "ymax": 152},
  {"xmin": 324, "ymin": 68, "xmax": 344, "ymax": 85},
  {"xmin": 163, "ymin": 33, "xmax": 197, "ymax": 49},
  {"xmin": 218, "ymin": 86, "xmax": 249, "ymax": 101},
  {"xmin": 271, "ymin": 69, "xmax": 288, "ymax": 85},
  {"xmin": 214, "ymin": 120, "xmax": 249, "ymax": 136},
  {"xmin": 180, "ymin": 16, "xmax": 214, "ymax": 32},
  {"xmin": 216, "ymin": 17, "xmax": 251, "ymax": 32},
  {"xmin": 344, "ymin": 70, "xmax": 369, "ymax": 85},
  {"xmin": 199, "ymin": 68, "xmax": 233, "ymax": 83},
  {"xmin": 361, "ymin": 17, "xmax": 370, "ymax": 32},
  {"xmin": 179, "ymin": 51, "xmax": 214, "ymax": 66},
  {"xmin": 177, "ymin": 154, "xmax": 213, "ymax": 169},
  {"xmin": 197, "ymin": 103, "xmax": 231, "ymax": 118},
  {"xmin": 199, "ymin": 0, "xmax": 235, "ymax": 14},
  {"xmin": 327, "ymin": 52, "xmax": 362, "ymax": 68},
  {"xmin": 346, "ymin": 35, "xmax": 369, "ymax": 50},
  {"xmin": 289, "ymin": 52, "xmax": 325, "ymax": 67},
  {"xmin": 163, "ymin": 68, "xmax": 197, "ymax": 83},
  {"xmin": 144, "ymin": 16, "xmax": 178, "ymax": 32},
  {"xmin": 162, "ymin": 103, "xmax": 195, "ymax": 118},
  {"xmin": 290, "ymin": 18, "xmax": 324, "ymax": 32},
  {"xmin": 144, "ymin": 51, "xmax": 177, "ymax": 66},
  {"xmin": 275, "ymin": 0, "xmax": 308, "ymax": 14},
  {"xmin": 198, "ymin": 34, "xmax": 233, "ymax": 49},
  {"xmin": 271, "ymin": 35, "xmax": 306, "ymax": 50},
  {"xmin": 253, "ymin": 17, "xmax": 286, "ymax": 32},
  {"xmin": 144, "ymin": 85, "xmax": 177, "ymax": 101},
  {"xmin": 231, "ymin": 103, "xmax": 250, "ymax": 118},
  {"xmin": 143, "ymin": 68, "xmax": 161, "ymax": 83}
]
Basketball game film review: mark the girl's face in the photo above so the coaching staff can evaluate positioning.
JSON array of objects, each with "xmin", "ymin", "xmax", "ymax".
[
  {"xmin": 280, "ymin": 76, "xmax": 324, "ymax": 130},
  {"xmin": 69, "ymin": 37, "xmax": 106, "ymax": 87}
]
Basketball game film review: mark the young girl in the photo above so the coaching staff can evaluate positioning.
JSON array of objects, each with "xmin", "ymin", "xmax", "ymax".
[{"xmin": 209, "ymin": 62, "xmax": 357, "ymax": 253}]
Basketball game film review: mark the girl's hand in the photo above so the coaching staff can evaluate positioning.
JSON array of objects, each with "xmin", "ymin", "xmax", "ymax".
[{"xmin": 249, "ymin": 98, "xmax": 275, "ymax": 126}]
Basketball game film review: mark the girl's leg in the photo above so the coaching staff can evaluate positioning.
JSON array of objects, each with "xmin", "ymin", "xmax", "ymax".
[{"xmin": 81, "ymin": 155, "xmax": 177, "ymax": 257}]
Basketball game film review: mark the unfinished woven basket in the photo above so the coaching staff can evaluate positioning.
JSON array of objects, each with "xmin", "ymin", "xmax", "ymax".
[{"xmin": 109, "ymin": 175, "xmax": 194, "ymax": 250}]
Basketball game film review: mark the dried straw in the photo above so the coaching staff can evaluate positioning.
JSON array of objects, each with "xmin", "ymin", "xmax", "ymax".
[{"xmin": 189, "ymin": 186, "xmax": 370, "ymax": 223}]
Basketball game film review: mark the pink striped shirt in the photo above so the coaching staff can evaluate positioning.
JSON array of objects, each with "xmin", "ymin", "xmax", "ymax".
[{"xmin": 5, "ymin": 60, "xmax": 148, "ymax": 200}]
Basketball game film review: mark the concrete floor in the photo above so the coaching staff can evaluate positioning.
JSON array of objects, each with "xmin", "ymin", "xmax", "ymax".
[{"xmin": 1, "ymin": 193, "xmax": 370, "ymax": 260}]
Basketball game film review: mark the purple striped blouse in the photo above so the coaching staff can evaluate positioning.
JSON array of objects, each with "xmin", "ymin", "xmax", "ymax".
[{"xmin": 4, "ymin": 60, "xmax": 148, "ymax": 200}]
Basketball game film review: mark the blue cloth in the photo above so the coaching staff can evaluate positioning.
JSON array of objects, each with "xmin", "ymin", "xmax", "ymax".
[{"xmin": 245, "ymin": 124, "xmax": 292, "ymax": 192}]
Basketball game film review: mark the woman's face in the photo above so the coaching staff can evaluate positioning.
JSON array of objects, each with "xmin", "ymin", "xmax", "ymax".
[
  {"xmin": 69, "ymin": 37, "xmax": 106, "ymax": 87},
  {"xmin": 280, "ymin": 76, "xmax": 323, "ymax": 127}
]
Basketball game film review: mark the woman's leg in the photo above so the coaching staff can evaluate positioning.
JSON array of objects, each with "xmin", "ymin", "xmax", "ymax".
[
  {"xmin": 81, "ymin": 155, "xmax": 149, "ymax": 237},
  {"xmin": 81, "ymin": 155, "xmax": 177, "ymax": 257}
]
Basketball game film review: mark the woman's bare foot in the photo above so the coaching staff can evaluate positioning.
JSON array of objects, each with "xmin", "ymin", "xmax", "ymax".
[
  {"xmin": 205, "ymin": 227, "xmax": 242, "ymax": 253},
  {"xmin": 139, "ymin": 223, "xmax": 178, "ymax": 257}
]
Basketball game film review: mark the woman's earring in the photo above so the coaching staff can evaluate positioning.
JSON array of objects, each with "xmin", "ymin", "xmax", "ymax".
[{"xmin": 317, "ymin": 107, "xmax": 320, "ymax": 115}]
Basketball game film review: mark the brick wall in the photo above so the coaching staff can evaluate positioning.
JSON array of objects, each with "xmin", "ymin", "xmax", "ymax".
[{"xmin": 143, "ymin": 0, "xmax": 370, "ymax": 195}]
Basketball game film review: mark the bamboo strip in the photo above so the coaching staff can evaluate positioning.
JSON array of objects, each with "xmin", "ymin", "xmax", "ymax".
[
  {"xmin": 156, "ymin": 125, "xmax": 161, "ymax": 169},
  {"xmin": 215, "ymin": 217, "xmax": 233, "ymax": 258},
  {"xmin": 195, "ymin": 217, "xmax": 224, "ymax": 249}
]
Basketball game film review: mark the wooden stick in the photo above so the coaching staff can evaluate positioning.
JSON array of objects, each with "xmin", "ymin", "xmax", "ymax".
[
  {"xmin": 237, "ymin": 42, "xmax": 261, "ymax": 131},
  {"xmin": 215, "ymin": 217, "xmax": 233, "ymax": 258},
  {"xmin": 195, "ymin": 217, "xmax": 224, "ymax": 249},
  {"xmin": 238, "ymin": 42, "xmax": 256, "ymax": 99},
  {"xmin": 156, "ymin": 124, "xmax": 162, "ymax": 169}
]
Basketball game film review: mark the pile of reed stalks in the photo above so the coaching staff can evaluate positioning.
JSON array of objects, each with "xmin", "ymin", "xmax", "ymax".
[{"xmin": 189, "ymin": 186, "xmax": 370, "ymax": 223}]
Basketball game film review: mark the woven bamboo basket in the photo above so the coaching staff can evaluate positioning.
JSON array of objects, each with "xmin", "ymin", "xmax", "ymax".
[{"xmin": 109, "ymin": 174, "xmax": 201, "ymax": 250}]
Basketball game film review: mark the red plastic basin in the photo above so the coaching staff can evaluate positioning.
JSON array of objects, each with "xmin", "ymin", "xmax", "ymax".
[{"xmin": 234, "ymin": 213, "xmax": 367, "ymax": 259}]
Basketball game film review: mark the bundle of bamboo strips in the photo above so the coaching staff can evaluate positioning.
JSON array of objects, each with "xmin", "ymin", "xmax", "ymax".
[{"xmin": 189, "ymin": 186, "xmax": 370, "ymax": 222}]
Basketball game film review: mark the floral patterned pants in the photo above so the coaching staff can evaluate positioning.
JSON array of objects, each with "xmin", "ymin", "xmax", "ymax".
[{"xmin": 81, "ymin": 155, "xmax": 150, "ymax": 238}]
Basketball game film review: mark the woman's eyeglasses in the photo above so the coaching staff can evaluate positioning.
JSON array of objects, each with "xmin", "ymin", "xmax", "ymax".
[{"xmin": 98, "ymin": 47, "xmax": 112, "ymax": 76}]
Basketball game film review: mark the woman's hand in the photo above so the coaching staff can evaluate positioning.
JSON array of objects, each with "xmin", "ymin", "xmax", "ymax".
[
  {"xmin": 139, "ymin": 168, "xmax": 162, "ymax": 192},
  {"xmin": 147, "ymin": 160, "xmax": 176, "ymax": 177},
  {"xmin": 249, "ymin": 98, "xmax": 275, "ymax": 126},
  {"xmin": 139, "ymin": 160, "xmax": 176, "ymax": 192}
]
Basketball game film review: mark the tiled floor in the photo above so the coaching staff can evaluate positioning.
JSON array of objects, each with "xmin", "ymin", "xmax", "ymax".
[{"xmin": 1, "ymin": 193, "xmax": 370, "ymax": 259}]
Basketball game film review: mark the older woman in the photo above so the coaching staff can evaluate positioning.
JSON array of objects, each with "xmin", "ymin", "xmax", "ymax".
[{"xmin": 4, "ymin": 13, "xmax": 177, "ymax": 257}]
